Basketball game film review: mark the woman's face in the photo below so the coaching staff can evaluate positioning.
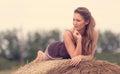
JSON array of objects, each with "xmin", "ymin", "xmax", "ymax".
[{"xmin": 73, "ymin": 13, "xmax": 87, "ymax": 31}]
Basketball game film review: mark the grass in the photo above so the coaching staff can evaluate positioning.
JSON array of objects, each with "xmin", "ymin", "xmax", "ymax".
[
  {"xmin": 95, "ymin": 51, "xmax": 120, "ymax": 65},
  {"xmin": 0, "ymin": 57, "xmax": 20, "ymax": 70},
  {"xmin": 0, "ymin": 69, "xmax": 15, "ymax": 74}
]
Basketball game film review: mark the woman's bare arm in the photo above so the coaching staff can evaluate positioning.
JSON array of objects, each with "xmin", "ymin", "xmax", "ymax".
[
  {"xmin": 70, "ymin": 30, "xmax": 99, "ymax": 66},
  {"xmin": 63, "ymin": 30, "xmax": 82, "ymax": 58}
]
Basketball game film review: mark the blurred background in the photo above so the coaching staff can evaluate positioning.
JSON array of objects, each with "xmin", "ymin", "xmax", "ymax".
[{"xmin": 0, "ymin": 0, "xmax": 120, "ymax": 74}]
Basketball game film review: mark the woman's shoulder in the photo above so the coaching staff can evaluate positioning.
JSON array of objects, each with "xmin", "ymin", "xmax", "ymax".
[{"xmin": 63, "ymin": 28, "xmax": 74, "ymax": 39}]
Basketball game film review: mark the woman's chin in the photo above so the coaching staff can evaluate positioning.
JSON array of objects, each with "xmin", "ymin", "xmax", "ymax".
[{"xmin": 75, "ymin": 28, "xmax": 81, "ymax": 31}]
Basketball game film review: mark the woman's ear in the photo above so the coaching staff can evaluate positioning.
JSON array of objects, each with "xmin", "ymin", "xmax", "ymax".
[{"xmin": 85, "ymin": 20, "xmax": 89, "ymax": 25}]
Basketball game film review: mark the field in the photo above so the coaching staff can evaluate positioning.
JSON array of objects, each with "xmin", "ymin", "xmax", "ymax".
[{"xmin": 0, "ymin": 69, "xmax": 15, "ymax": 74}]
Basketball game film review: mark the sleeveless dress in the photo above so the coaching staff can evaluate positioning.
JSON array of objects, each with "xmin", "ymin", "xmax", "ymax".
[
  {"xmin": 45, "ymin": 30, "xmax": 76, "ymax": 59},
  {"xmin": 46, "ymin": 41, "xmax": 70, "ymax": 59}
]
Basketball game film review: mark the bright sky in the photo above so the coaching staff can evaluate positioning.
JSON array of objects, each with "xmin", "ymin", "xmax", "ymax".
[{"xmin": 0, "ymin": 0, "xmax": 120, "ymax": 34}]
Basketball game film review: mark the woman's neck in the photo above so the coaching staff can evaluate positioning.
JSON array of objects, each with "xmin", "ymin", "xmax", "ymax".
[{"xmin": 78, "ymin": 27, "xmax": 86, "ymax": 36}]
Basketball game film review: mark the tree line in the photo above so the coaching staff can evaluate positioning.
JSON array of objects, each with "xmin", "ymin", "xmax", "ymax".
[
  {"xmin": 0, "ymin": 29, "xmax": 60, "ymax": 64},
  {"xmin": 0, "ymin": 29, "xmax": 120, "ymax": 64}
]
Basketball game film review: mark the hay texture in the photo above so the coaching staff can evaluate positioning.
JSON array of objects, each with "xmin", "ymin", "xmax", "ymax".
[{"xmin": 13, "ymin": 59, "xmax": 120, "ymax": 74}]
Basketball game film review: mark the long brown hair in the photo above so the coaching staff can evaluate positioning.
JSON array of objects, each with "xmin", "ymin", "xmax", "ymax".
[{"xmin": 74, "ymin": 7, "xmax": 96, "ymax": 55}]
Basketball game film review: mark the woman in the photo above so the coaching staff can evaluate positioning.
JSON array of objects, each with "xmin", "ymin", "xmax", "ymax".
[{"xmin": 32, "ymin": 7, "xmax": 98, "ymax": 66}]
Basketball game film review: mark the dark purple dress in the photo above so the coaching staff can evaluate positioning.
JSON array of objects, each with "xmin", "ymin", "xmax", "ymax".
[
  {"xmin": 46, "ymin": 30, "xmax": 76, "ymax": 59},
  {"xmin": 47, "ymin": 41, "xmax": 70, "ymax": 59}
]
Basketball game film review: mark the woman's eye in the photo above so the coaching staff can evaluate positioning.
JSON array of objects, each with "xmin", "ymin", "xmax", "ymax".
[{"xmin": 77, "ymin": 19, "xmax": 80, "ymax": 22}]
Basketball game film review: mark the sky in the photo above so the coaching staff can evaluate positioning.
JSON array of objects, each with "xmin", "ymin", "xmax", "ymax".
[{"xmin": 0, "ymin": 0, "xmax": 120, "ymax": 34}]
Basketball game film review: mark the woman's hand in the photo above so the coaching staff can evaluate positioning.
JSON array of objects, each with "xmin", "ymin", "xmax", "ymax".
[
  {"xmin": 70, "ymin": 55, "xmax": 82, "ymax": 66},
  {"xmin": 73, "ymin": 29, "xmax": 82, "ymax": 41}
]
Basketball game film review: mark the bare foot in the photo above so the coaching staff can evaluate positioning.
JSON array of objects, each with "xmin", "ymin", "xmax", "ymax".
[
  {"xmin": 37, "ymin": 50, "xmax": 44, "ymax": 62},
  {"xmin": 30, "ymin": 50, "xmax": 44, "ymax": 65}
]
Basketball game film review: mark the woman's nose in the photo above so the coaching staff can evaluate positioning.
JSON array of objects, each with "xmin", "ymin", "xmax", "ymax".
[{"xmin": 73, "ymin": 20, "xmax": 77, "ymax": 25}]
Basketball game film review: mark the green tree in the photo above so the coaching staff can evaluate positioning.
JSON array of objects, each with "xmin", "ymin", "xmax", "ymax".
[
  {"xmin": 25, "ymin": 29, "xmax": 61, "ymax": 62},
  {"xmin": 98, "ymin": 30, "xmax": 120, "ymax": 51},
  {"xmin": 1, "ymin": 29, "xmax": 20, "ymax": 60}
]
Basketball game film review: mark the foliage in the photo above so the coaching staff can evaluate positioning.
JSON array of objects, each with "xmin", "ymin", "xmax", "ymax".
[
  {"xmin": 95, "ymin": 51, "xmax": 120, "ymax": 65},
  {"xmin": 25, "ymin": 29, "xmax": 61, "ymax": 62},
  {"xmin": 0, "ymin": 57, "xmax": 19, "ymax": 70},
  {"xmin": 0, "ymin": 29, "xmax": 20, "ymax": 60},
  {"xmin": 0, "ymin": 29, "xmax": 61, "ymax": 61},
  {"xmin": 98, "ymin": 30, "xmax": 120, "ymax": 51}
]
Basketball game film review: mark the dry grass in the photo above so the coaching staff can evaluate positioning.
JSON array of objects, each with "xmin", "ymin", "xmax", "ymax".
[
  {"xmin": 13, "ymin": 59, "xmax": 120, "ymax": 74},
  {"xmin": 0, "ymin": 69, "xmax": 15, "ymax": 74}
]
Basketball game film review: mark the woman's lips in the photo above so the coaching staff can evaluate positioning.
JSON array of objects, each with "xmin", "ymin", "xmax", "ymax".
[
  {"xmin": 74, "ymin": 27, "xmax": 77, "ymax": 29},
  {"xmin": 74, "ymin": 27, "xmax": 79, "ymax": 30}
]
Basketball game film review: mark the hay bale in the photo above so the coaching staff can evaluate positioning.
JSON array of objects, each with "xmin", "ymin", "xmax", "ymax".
[{"xmin": 13, "ymin": 59, "xmax": 120, "ymax": 74}]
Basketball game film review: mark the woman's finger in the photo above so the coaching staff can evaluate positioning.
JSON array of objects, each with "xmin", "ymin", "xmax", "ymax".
[
  {"xmin": 70, "ymin": 57, "xmax": 77, "ymax": 66},
  {"xmin": 70, "ymin": 56, "xmax": 80, "ymax": 66},
  {"xmin": 70, "ymin": 56, "xmax": 82, "ymax": 66},
  {"xmin": 74, "ymin": 58, "xmax": 81, "ymax": 66}
]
